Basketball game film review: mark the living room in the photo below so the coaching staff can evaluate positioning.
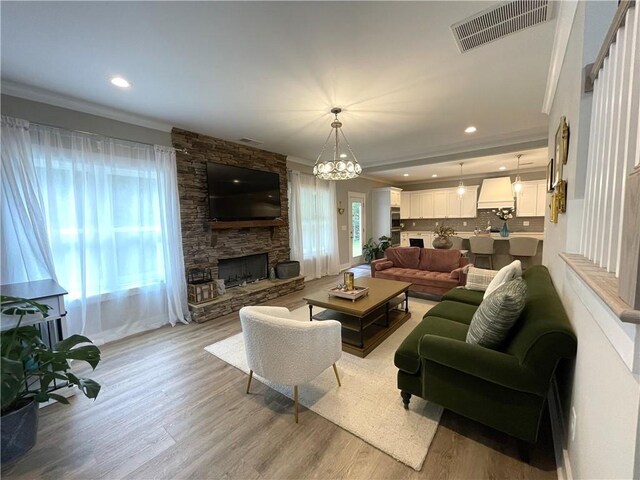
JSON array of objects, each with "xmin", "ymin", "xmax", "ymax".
[{"xmin": 1, "ymin": 1, "xmax": 639, "ymax": 479}]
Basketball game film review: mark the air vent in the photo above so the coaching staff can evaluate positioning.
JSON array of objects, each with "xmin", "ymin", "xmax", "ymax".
[
  {"xmin": 238, "ymin": 137, "xmax": 264, "ymax": 147},
  {"xmin": 451, "ymin": 0, "xmax": 551, "ymax": 53}
]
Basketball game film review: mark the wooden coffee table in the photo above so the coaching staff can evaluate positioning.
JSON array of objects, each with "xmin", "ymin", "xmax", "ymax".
[{"xmin": 303, "ymin": 277, "xmax": 412, "ymax": 358}]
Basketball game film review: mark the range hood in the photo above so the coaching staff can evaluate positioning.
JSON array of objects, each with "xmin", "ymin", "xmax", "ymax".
[{"xmin": 477, "ymin": 177, "xmax": 515, "ymax": 209}]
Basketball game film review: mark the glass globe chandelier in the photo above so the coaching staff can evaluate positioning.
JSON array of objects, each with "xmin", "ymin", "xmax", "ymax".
[
  {"xmin": 457, "ymin": 162, "xmax": 466, "ymax": 196},
  {"xmin": 513, "ymin": 154, "xmax": 523, "ymax": 194},
  {"xmin": 313, "ymin": 107, "xmax": 362, "ymax": 180}
]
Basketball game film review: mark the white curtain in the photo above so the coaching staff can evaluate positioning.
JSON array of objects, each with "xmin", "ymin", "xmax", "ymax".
[
  {"xmin": 21, "ymin": 124, "xmax": 190, "ymax": 344},
  {"xmin": 1, "ymin": 116, "xmax": 57, "ymax": 283},
  {"xmin": 289, "ymin": 171, "xmax": 340, "ymax": 279}
]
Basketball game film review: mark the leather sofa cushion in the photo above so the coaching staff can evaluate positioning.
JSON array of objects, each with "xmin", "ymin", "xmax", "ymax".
[
  {"xmin": 375, "ymin": 268, "xmax": 459, "ymax": 288},
  {"xmin": 385, "ymin": 247, "xmax": 420, "ymax": 269},
  {"xmin": 419, "ymin": 248, "xmax": 462, "ymax": 273},
  {"xmin": 394, "ymin": 316, "xmax": 469, "ymax": 374}
]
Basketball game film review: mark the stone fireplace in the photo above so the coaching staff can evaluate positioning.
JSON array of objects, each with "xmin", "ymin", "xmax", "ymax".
[
  {"xmin": 218, "ymin": 253, "xmax": 269, "ymax": 288},
  {"xmin": 172, "ymin": 127, "xmax": 304, "ymax": 323}
]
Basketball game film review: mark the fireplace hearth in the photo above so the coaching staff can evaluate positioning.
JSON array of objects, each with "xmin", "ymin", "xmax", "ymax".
[{"xmin": 218, "ymin": 253, "xmax": 269, "ymax": 288}]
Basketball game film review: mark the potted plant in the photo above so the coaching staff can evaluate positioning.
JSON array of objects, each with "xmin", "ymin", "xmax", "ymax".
[
  {"xmin": 362, "ymin": 238, "xmax": 380, "ymax": 263},
  {"xmin": 493, "ymin": 207, "xmax": 515, "ymax": 237},
  {"xmin": 1, "ymin": 296, "xmax": 102, "ymax": 464},
  {"xmin": 378, "ymin": 235, "xmax": 392, "ymax": 255},
  {"xmin": 432, "ymin": 225, "xmax": 456, "ymax": 249}
]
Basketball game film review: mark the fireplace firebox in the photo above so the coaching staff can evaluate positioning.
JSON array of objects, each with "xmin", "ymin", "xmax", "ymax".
[{"xmin": 218, "ymin": 253, "xmax": 269, "ymax": 288}]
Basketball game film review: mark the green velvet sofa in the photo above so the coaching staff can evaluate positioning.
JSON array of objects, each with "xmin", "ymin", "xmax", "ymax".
[{"xmin": 394, "ymin": 265, "xmax": 577, "ymax": 444}]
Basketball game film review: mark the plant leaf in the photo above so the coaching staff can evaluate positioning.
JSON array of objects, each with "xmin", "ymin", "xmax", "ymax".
[
  {"xmin": 54, "ymin": 334, "xmax": 94, "ymax": 352},
  {"xmin": 1, "ymin": 356, "xmax": 24, "ymax": 410},
  {"xmin": 76, "ymin": 378, "xmax": 101, "ymax": 400},
  {"xmin": 47, "ymin": 393, "xmax": 70, "ymax": 405},
  {"xmin": 64, "ymin": 345, "xmax": 101, "ymax": 370}
]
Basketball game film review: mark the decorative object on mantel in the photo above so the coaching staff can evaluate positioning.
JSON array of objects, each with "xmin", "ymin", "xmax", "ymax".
[
  {"xmin": 337, "ymin": 201, "xmax": 345, "ymax": 215},
  {"xmin": 432, "ymin": 225, "xmax": 456, "ymax": 249},
  {"xmin": 313, "ymin": 107, "xmax": 362, "ymax": 180},
  {"xmin": 275, "ymin": 261, "xmax": 300, "ymax": 279},
  {"xmin": 187, "ymin": 268, "xmax": 217, "ymax": 304},
  {"xmin": 494, "ymin": 207, "xmax": 514, "ymax": 237},
  {"xmin": 456, "ymin": 162, "xmax": 466, "ymax": 196},
  {"xmin": 215, "ymin": 279, "xmax": 226, "ymax": 296}
]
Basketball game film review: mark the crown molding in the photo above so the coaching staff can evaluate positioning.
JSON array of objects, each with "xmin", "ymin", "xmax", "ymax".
[
  {"xmin": 1, "ymin": 80, "xmax": 173, "ymax": 132},
  {"xmin": 542, "ymin": 0, "xmax": 579, "ymax": 114}
]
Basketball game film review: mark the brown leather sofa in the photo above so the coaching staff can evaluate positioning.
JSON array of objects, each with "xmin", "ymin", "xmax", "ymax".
[{"xmin": 371, "ymin": 247, "xmax": 469, "ymax": 296}]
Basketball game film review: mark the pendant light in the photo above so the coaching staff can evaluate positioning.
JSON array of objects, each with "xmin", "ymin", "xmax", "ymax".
[
  {"xmin": 313, "ymin": 108, "xmax": 362, "ymax": 180},
  {"xmin": 513, "ymin": 154, "xmax": 523, "ymax": 194},
  {"xmin": 457, "ymin": 162, "xmax": 466, "ymax": 196}
]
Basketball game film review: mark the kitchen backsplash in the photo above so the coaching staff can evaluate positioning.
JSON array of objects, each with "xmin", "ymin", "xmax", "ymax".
[{"xmin": 401, "ymin": 209, "xmax": 545, "ymax": 233}]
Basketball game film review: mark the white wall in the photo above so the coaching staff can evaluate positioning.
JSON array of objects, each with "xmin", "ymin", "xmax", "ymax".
[{"xmin": 543, "ymin": 1, "xmax": 640, "ymax": 478}]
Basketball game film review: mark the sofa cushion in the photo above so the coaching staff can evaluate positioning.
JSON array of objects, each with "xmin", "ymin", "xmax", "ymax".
[
  {"xmin": 385, "ymin": 247, "xmax": 420, "ymax": 269},
  {"xmin": 465, "ymin": 267, "xmax": 499, "ymax": 291},
  {"xmin": 374, "ymin": 260, "xmax": 394, "ymax": 271},
  {"xmin": 394, "ymin": 316, "xmax": 469, "ymax": 374},
  {"xmin": 467, "ymin": 278, "xmax": 527, "ymax": 349},
  {"xmin": 442, "ymin": 287, "xmax": 484, "ymax": 306},
  {"xmin": 484, "ymin": 260, "xmax": 522, "ymax": 298},
  {"xmin": 425, "ymin": 300, "xmax": 477, "ymax": 325},
  {"xmin": 376, "ymin": 268, "xmax": 458, "ymax": 288},
  {"xmin": 419, "ymin": 248, "xmax": 462, "ymax": 273}
]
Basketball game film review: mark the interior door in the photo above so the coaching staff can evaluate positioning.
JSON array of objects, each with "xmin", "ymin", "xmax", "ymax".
[{"xmin": 348, "ymin": 192, "xmax": 366, "ymax": 265}]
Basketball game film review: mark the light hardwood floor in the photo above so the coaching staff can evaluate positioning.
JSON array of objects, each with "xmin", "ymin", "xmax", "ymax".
[{"xmin": 2, "ymin": 266, "xmax": 556, "ymax": 479}]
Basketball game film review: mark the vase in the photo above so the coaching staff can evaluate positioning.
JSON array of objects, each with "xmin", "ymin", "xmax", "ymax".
[
  {"xmin": 1, "ymin": 399, "xmax": 38, "ymax": 464},
  {"xmin": 432, "ymin": 236, "xmax": 453, "ymax": 249},
  {"xmin": 500, "ymin": 221, "xmax": 510, "ymax": 237}
]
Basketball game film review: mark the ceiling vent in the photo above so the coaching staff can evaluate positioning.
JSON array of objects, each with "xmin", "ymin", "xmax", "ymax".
[
  {"xmin": 237, "ymin": 137, "xmax": 264, "ymax": 147},
  {"xmin": 451, "ymin": 0, "xmax": 551, "ymax": 53}
]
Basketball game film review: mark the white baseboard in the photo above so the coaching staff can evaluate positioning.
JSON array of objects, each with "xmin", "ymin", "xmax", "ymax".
[
  {"xmin": 339, "ymin": 263, "xmax": 351, "ymax": 272},
  {"xmin": 548, "ymin": 378, "xmax": 573, "ymax": 480}
]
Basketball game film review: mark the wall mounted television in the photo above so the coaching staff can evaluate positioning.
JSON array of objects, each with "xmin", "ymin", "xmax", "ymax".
[{"xmin": 207, "ymin": 163, "xmax": 281, "ymax": 221}]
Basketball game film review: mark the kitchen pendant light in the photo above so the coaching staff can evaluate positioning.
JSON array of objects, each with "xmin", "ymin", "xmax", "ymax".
[
  {"xmin": 513, "ymin": 154, "xmax": 523, "ymax": 194},
  {"xmin": 457, "ymin": 162, "xmax": 466, "ymax": 196},
  {"xmin": 313, "ymin": 108, "xmax": 362, "ymax": 180}
]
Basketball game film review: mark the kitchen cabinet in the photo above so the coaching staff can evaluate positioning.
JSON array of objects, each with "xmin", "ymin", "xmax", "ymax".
[
  {"xmin": 446, "ymin": 190, "xmax": 462, "ymax": 218},
  {"xmin": 410, "ymin": 192, "xmax": 423, "ymax": 218},
  {"xmin": 433, "ymin": 191, "xmax": 448, "ymax": 218},
  {"xmin": 390, "ymin": 189, "xmax": 402, "ymax": 207},
  {"xmin": 420, "ymin": 191, "xmax": 434, "ymax": 218},
  {"xmin": 400, "ymin": 192, "xmax": 411, "ymax": 218},
  {"xmin": 516, "ymin": 180, "xmax": 546, "ymax": 217},
  {"xmin": 461, "ymin": 186, "xmax": 479, "ymax": 218},
  {"xmin": 398, "ymin": 186, "xmax": 478, "ymax": 219},
  {"xmin": 400, "ymin": 232, "xmax": 410, "ymax": 247}
]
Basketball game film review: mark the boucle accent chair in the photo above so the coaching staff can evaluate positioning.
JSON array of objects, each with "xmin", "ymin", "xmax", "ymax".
[
  {"xmin": 394, "ymin": 266, "xmax": 577, "ymax": 445},
  {"xmin": 371, "ymin": 247, "xmax": 469, "ymax": 296},
  {"xmin": 239, "ymin": 306, "xmax": 342, "ymax": 423}
]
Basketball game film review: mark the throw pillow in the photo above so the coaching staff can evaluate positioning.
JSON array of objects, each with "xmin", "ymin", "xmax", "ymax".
[
  {"xmin": 466, "ymin": 278, "xmax": 527, "ymax": 349},
  {"xmin": 465, "ymin": 267, "xmax": 499, "ymax": 291},
  {"xmin": 374, "ymin": 260, "xmax": 394, "ymax": 271},
  {"xmin": 483, "ymin": 260, "xmax": 523, "ymax": 299}
]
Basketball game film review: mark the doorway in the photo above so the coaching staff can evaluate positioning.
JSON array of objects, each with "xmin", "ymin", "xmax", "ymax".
[{"xmin": 348, "ymin": 192, "xmax": 366, "ymax": 266}]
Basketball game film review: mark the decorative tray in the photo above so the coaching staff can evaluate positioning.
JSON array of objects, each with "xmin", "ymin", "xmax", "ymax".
[{"xmin": 328, "ymin": 286, "xmax": 370, "ymax": 301}]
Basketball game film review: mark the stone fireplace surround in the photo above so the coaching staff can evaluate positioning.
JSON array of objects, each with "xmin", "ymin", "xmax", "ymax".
[{"xmin": 172, "ymin": 128, "xmax": 304, "ymax": 323}]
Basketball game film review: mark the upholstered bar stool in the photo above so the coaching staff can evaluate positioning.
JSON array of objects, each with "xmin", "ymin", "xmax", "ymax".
[
  {"xmin": 469, "ymin": 237, "xmax": 495, "ymax": 269},
  {"xmin": 449, "ymin": 236, "xmax": 468, "ymax": 257},
  {"xmin": 509, "ymin": 237, "xmax": 540, "ymax": 270}
]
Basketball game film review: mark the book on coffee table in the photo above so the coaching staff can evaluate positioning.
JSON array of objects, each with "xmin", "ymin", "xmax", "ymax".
[{"xmin": 327, "ymin": 286, "xmax": 369, "ymax": 301}]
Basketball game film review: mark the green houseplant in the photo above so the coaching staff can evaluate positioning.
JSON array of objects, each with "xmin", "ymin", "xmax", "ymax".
[
  {"xmin": 1, "ymin": 295, "xmax": 102, "ymax": 464},
  {"xmin": 362, "ymin": 238, "xmax": 380, "ymax": 263}
]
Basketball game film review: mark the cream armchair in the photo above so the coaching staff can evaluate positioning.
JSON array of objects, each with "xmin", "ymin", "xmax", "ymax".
[{"xmin": 239, "ymin": 306, "xmax": 342, "ymax": 423}]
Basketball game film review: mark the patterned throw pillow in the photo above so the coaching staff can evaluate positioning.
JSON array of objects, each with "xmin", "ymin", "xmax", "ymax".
[
  {"xmin": 466, "ymin": 278, "xmax": 527, "ymax": 349},
  {"xmin": 483, "ymin": 260, "xmax": 522, "ymax": 299},
  {"xmin": 465, "ymin": 267, "xmax": 499, "ymax": 291}
]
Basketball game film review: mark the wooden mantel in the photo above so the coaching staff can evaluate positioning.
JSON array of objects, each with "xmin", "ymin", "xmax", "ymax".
[{"xmin": 206, "ymin": 218, "xmax": 286, "ymax": 246}]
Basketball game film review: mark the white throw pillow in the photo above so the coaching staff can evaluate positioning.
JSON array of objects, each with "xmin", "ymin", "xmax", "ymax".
[
  {"xmin": 483, "ymin": 260, "xmax": 522, "ymax": 299},
  {"xmin": 465, "ymin": 267, "xmax": 499, "ymax": 291}
]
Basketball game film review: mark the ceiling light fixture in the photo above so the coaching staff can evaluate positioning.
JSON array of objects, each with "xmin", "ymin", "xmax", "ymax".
[
  {"xmin": 403, "ymin": 173, "xmax": 410, "ymax": 177},
  {"xmin": 432, "ymin": 174, "xmax": 438, "ymax": 178},
  {"xmin": 465, "ymin": 126, "xmax": 477, "ymax": 134},
  {"xmin": 110, "ymin": 76, "xmax": 131, "ymax": 88},
  {"xmin": 513, "ymin": 154, "xmax": 523, "ymax": 194},
  {"xmin": 313, "ymin": 108, "xmax": 362, "ymax": 180},
  {"xmin": 499, "ymin": 166, "xmax": 507, "ymax": 171},
  {"xmin": 457, "ymin": 163, "xmax": 466, "ymax": 196}
]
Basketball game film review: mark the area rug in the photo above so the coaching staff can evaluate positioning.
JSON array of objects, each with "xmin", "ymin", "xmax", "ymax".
[{"xmin": 204, "ymin": 298, "xmax": 443, "ymax": 471}]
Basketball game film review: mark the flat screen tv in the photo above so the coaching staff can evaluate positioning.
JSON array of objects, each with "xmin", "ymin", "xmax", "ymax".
[{"xmin": 207, "ymin": 163, "xmax": 281, "ymax": 220}]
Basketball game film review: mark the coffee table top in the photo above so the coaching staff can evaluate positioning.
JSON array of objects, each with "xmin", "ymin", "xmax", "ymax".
[{"xmin": 303, "ymin": 277, "xmax": 411, "ymax": 316}]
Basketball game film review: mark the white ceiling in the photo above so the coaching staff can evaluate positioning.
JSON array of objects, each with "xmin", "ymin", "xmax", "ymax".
[{"xmin": 1, "ymin": 1, "xmax": 555, "ymax": 171}]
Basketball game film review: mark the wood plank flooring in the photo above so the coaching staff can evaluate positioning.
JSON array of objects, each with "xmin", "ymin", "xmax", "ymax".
[{"xmin": 2, "ymin": 266, "xmax": 557, "ymax": 479}]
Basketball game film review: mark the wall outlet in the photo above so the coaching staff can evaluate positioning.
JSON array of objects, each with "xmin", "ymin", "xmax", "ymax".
[
  {"xmin": 341, "ymin": 225, "xmax": 347, "ymax": 231},
  {"xmin": 435, "ymin": 221, "xmax": 439, "ymax": 226},
  {"xmin": 570, "ymin": 407, "xmax": 577, "ymax": 441},
  {"xmin": 412, "ymin": 222, "xmax": 416, "ymax": 226},
  {"xmin": 463, "ymin": 221, "xmax": 467, "ymax": 226},
  {"xmin": 523, "ymin": 221, "xmax": 530, "ymax": 226}
]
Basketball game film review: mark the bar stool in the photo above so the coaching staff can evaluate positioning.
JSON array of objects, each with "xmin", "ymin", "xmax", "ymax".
[
  {"xmin": 509, "ymin": 237, "xmax": 540, "ymax": 270},
  {"xmin": 469, "ymin": 237, "xmax": 495, "ymax": 269},
  {"xmin": 449, "ymin": 236, "xmax": 463, "ymax": 250}
]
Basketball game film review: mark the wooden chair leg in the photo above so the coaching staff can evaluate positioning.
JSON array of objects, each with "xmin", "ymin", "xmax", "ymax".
[
  {"xmin": 246, "ymin": 370, "xmax": 253, "ymax": 394},
  {"xmin": 294, "ymin": 385, "xmax": 299, "ymax": 423},
  {"xmin": 332, "ymin": 363, "xmax": 342, "ymax": 387}
]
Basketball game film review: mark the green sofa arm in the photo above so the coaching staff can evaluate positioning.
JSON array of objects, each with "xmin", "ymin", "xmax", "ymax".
[{"xmin": 418, "ymin": 335, "xmax": 547, "ymax": 395}]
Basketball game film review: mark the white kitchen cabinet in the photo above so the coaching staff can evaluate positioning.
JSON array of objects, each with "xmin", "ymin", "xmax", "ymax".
[
  {"xmin": 461, "ymin": 186, "xmax": 479, "ymax": 218},
  {"xmin": 410, "ymin": 192, "xmax": 423, "ymax": 218},
  {"xmin": 390, "ymin": 189, "xmax": 402, "ymax": 207},
  {"xmin": 516, "ymin": 180, "xmax": 546, "ymax": 217},
  {"xmin": 400, "ymin": 232, "xmax": 410, "ymax": 247},
  {"xmin": 403, "ymin": 186, "xmax": 477, "ymax": 219},
  {"xmin": 446, "ymin": 190, "xmax": 462, "ymax": 218},
  {"xmin": 400, "ymin": 192, "xmax": 411, "ymax": 218},
  {"xmin": 433, "ymin": 191, "xmax": 448, "ymax": 218},
  {"xmin": 420, "ymin": 191, "xmax": 434, "ymax": 218}
]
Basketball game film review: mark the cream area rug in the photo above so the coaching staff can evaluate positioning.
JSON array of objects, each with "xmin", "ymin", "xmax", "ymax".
[{"xmin": 204, "ymin": 298, "xmax": 443, "ymax": 471}]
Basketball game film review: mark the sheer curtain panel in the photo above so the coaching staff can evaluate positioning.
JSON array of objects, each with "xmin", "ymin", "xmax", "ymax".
[
  {"xmin": 1, "ymin": 116, "xmax": 57, "ymax": 283},
  {"xmin": 288, "ymin": 171, "xmax": 340, "ymax": 279},
  {"xmin": 28, "ymin": 125, "xmax": 189, "ymax": 344}
]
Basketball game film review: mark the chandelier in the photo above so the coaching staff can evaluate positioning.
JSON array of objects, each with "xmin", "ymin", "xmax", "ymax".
[
  {"xmin": 457, "ymin": 162, "xmax": 466, "ymax": 196},
  {"xmin": 313, "ymin": 107, "xmax": 362, "ymax": 180},
  {"xmin": 513, "ymin": 154, "xmax": 523, "ymax": 194}
]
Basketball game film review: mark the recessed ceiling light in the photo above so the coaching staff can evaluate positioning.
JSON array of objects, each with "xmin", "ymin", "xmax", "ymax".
[
  {"xmin": 340, "ymin": 153, "xmax": 347, "ymax": 158},
  {"xmin": 499, "ymin": 166, "xmax": 507, "ymax": 171},
  {"xmin": 110, "ymin": 76, "xmax": 131, "ymax": 88},
  {"xmin": 464, "ymin": 126, "xmax": 477, "ymax": 134},
  {"xmin": 233, "ymin": 179, "xmax": 240, "ymax": 183},
  {"xmin": 403, "ymin": 173, "xmax": 410, "ymax": 177},
  {"xmin": 431, "ymin": 174, "xmax": 438, "ymax": 178}
]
